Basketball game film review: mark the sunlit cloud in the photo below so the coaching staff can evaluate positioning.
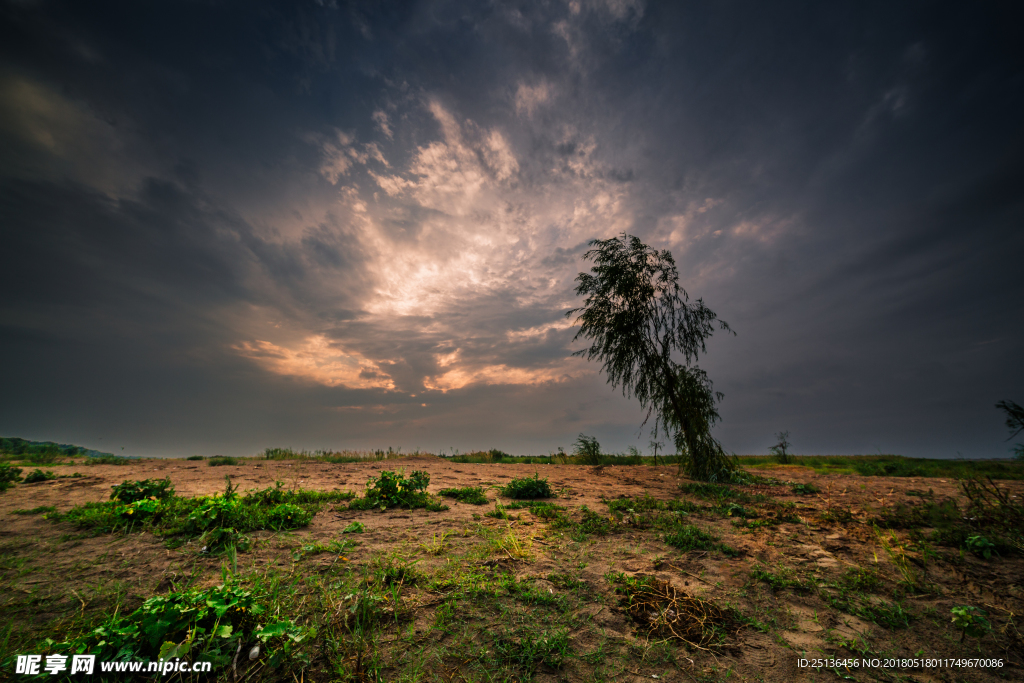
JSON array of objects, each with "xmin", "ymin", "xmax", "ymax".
[
  {"xmin": 233, "ymin": 336, "xmax": 395, "ymax": 390},
  {"xmin": 424, "ymin": 359, "xmax": 585, "ymax": 392}
]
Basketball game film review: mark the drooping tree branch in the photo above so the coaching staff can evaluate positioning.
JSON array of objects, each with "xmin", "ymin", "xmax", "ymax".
[{"xmin": 566, "ymin": 233, "xmax": 736, "ymax": 481}]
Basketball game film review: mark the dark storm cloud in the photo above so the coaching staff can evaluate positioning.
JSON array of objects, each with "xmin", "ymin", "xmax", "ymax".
[{"xmin": 1, "ymin": 0, "xmax": 1021, "ymax": 458}]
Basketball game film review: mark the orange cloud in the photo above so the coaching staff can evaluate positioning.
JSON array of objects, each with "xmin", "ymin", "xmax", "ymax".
[{"xmin": 234, "ymin": 336, "xmax": 395, "ymax": 390}]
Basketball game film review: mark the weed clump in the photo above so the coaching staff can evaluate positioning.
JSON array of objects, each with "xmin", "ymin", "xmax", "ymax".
[
  {"xmin": 438, "ymin": 486, "xmax": 488, "ymax": 505},
  {"xmin": 10, "ymin": 505, "xmax": 57, "ymax": 515},
  {"xmin": 348, "ymin": 470, "xmax": 448, "ymax": 511},
  {"xmin": 208, "ymin": 456, "xmax": 240, "ymax": 466},
  {"xmin": 111, "ymin": 477, "xmax": 175, "ymax": 503},
  {"xmin": 0, "ymin": 463, "xmax": 23, "ymax": 491},
  {"xmin": 663, "ymin": 523, "xmax": 737, "ymax": 555},
  {"xmin": 749, "ymin": 564, "xmax": 814, "ymax": 593},
  {"xmin": 22, "ymin": 468, "xmax": 58, "ymax": 483},
  {"xmin": 491, "ymin": 626, "xmax": 571, "ymax": 677},
  {"xmin": 500, "ymin": 473, "xmax": 554, "ymax": 499},
  {"xmin": 51, "ymin": 477, "xmax": 351, "ymax": 552},
  {"xmin": 45, "ymin": 582, "xmax": 309, "ymax": 672},
  {"xmin": 556, "ymin": 506, "xmax": 617, "ymax": 539}
]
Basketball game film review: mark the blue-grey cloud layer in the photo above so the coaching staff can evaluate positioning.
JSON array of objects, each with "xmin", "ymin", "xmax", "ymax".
[{"xmin": 1, "ymin": 0, "xmax": 1021, "ymax": 458}]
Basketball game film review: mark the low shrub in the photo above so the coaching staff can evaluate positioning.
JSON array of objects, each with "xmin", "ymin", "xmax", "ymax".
[
  {"xmin": 348, "ymin": 470, "xmax": 448, "ymax": 511},
  {"xmin": 500, "ymin": 473, "xmax": 554, "ymax": 499},
  {"xmin": 111, "ymin": 478, "xmax": 175, "ymax": 503},
  {"xmin": 0, "ymin": 463, "xmax": 24, "ymax": 491},
  {"xmin": 23, "ymin": 469, "xmax": 58, "ymax": 484},
  {"xmin": 84, "ymin": 456, "xmax": 132, "ymax": 465},
  {"xmin": 208, "ymin": 456, "xmax": 240, "ymax": 466}
]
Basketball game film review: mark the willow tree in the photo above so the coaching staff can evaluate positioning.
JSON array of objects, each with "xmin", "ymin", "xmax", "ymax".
[{"xmin": 566, "ymin": 234, "xmax": 736, "ymax": 481}]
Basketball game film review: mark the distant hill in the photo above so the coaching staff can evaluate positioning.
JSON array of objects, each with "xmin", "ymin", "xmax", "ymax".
[{"xmin": 0, "ymin": 437, "xmax": 117, "ymax": 459}]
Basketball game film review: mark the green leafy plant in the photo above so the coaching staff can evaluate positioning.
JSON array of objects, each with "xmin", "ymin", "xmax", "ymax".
[
  {"xmin": 47, "ymin": 582, "xmax": 309, "ymax": 671},
  {"xmin": 208, "ymin": 456, "xmax": 240, "ymax": 466},
  {"xmin": 110, "ymin": 478, "xmax": 175, "ymax": 503},
  {"xmin": 500, "ymin": 473, "xmax": 554, "ymax": 499},
  {"xmin": 951, "ymin": 606, "xmax": 992, "ymax": 641},
  {"xmin": 342, "ymin": 521, "xmax": 365, "ymax": 533},
  {"xmin": 348, "ymin": 470, "xmax": 446, "ymax": 511},
  {"xmin": 965, "ymin": 535, "xmax": 997, "ymax": 560},
  {"xmin": 266, "ymin": 503, "xmax": 312, "ymax": 530},
  {"xmin": 0, "ymin": 463, "xmax": 24, "ymax": 491},
  {"xmin": 187, "ymin": 455, "xmax": 205, "ymax": 461},
  {"xmin": 23, "ymin": 469, "xmax": 58, "ymax": 483},
  {"xmin": 791, "ymin": 482, "xmax": 819, "ymax": 495}
]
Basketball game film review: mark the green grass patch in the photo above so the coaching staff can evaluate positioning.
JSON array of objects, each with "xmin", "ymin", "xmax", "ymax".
[
  {"xmin": 208, "ymin": 456, "xmax": 241, "ymax": 466},
  {"xmin": 84, "ymin": 455, "xmax": 133, "ymax": 465},
  {"xmin": 749, "ymin": 564, "xmax": 814, "ymax": 593},
  {"xmin": 9, "ymin": 505, "xmax": 57, "ymax": 516},
  {"xmin": 663, "ymin": 523, "xmax": 737, "ymax": 555},
  {"xmin": 438, "ymin": 486, "xmax": 488, "ymax": 505},
  {"xmin": 294, "ymin": 537, "xmax": 358, "ymax": 560},
  {"xmin": 49, "ymin": 478, "xmax": 351, "ymax": 551},
  {"xmin": 735, "ymin": 455, "xmax": 1024, "ymax": 479},
  {"xmin": 490, "ymin": 625, "xmax": 571, "ymax": 677},
  {"xmin": 484, "ymin": 502, "xmax": 512, "ymax": 520},
  {"xmin": 606, "ymin": 494, "xmax": 701, "ymax": 516}
]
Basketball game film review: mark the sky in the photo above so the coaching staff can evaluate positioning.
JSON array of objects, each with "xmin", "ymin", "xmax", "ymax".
[{"xmin": 1, "ymin": 0, "xmax": 1022, "ymax": 459}]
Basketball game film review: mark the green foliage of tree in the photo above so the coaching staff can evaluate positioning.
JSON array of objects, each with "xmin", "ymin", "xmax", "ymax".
[
  {"xmin": 996, "ymin": 400, "xmax": 1024, "ymax": 461},
  {"xmin": 572, "ymin": 434, "xmax": 601, "ymax": 466},
  {"xmin": 769, "ymin": 430, "xmax": 792, "ymax": 464},
  {"xmin": 566, "ymin": 234, "xmax": 736, "ymax": 481}
]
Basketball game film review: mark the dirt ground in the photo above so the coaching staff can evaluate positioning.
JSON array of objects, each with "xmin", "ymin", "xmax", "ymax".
[{"xmin": 1, "ymin": 457, "xmax": 1022, "ymax": 683}]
